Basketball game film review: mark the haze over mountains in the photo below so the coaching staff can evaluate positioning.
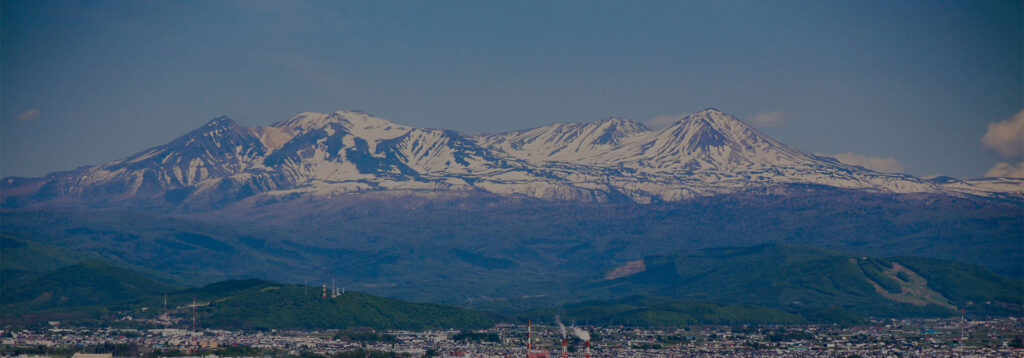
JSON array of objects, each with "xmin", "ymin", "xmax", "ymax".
[{"xmin": 2, "ymin": 108, "xmax": 1020, "ymax": 210}]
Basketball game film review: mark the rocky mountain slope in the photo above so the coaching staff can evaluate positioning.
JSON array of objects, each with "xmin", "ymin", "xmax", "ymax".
[{"xmin": 2, "ymin": 108, "xmax": 1020, "ymax": 210}]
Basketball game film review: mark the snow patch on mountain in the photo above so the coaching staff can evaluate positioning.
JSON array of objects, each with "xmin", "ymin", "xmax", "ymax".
[
  {"xmin": 477, "ymin": 117, "xmax": 650, "ymax": 163},
  {"xmin": 937, "ymin": 177, "xmax": 1024, "ymax": 197}
]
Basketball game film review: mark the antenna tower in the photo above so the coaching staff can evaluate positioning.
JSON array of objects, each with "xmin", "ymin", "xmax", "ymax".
[
  {"xmin": 961, "ymin": 307, "xmax": 966, "ymax": 340},
  {"xmin": 191, "ymin": 294, "xmax": 197, "ymax": 332}
]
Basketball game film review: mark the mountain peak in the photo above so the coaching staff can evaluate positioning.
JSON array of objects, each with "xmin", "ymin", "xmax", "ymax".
[
  {"xmin": 596, "ymin": 116, "xmax": 635, "ymax": 123},
  {"xmin": 205, "ymin": 115, "xmax": 237, "ymax": 127},
  {"xmin": 664, "ymin": 108, "xmax": 764, "ymax": 146},
  {"xmin": 649, "ymin": 108, "xmax": 746, "ymax": 133},
  {"xmin": 273, "ymin": 110, "xmax": 410, "ymax": 140},
  {"xmin": 594, "ymin": 117, "xmax": 650, "ymax": 130},
  {"xmin": 175, "ymin": 116, "xmax": 242, "ymax": 140},
  {"xmin": 686, "ymin": 108, "xmax": 744, "ymax": 124}
]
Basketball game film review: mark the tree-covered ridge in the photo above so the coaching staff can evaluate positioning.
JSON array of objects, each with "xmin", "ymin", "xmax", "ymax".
[
  {"xmin": 186, "ymin": 281, "xmax": 495, "ymax": 330},
  {"xmin": 0, "ymin": 234, "xmax": 95, "ymax": 285},
  {"xmin": 1, "ymin": 259, "xmax": 178, "ymax": 310},
  {"xmin": 1, "ymin": 258, "xmax": 494, "ymax": 330},
  {"xmin": 893, "ymin": 257, "xmax": 1023, "ymax": 311},
  {"xmin": 596, "ymin": 243, "xmax": 1023, "ymax": 317}
]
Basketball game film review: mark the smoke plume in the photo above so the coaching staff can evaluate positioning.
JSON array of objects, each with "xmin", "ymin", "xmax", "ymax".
[
  {"xmin": 572, "ymin": 325, "xmax": 590, "ymax": 341},
  {"xmin": 555, "ymin": 316, "xmax": 567, "ymax": 339}
]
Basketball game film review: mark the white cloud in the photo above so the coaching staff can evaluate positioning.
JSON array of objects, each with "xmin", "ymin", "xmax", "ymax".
[
  {"xmin": 984, "ymin": 161, "xmax": 1024, "ymax": 178},
  {"xmin": 645, "ymin": 114, "xmax": 681, "ymax": 130},
  {"xmin": 981, "ymin": 109, "xmax": 1024, "ymax": 160},
  {"xmin": 15, "ymin": 108, "xmax": 41, "ymax": 121},
  {"xmin": 832, "ymin": 152, "xmax": 906, "ymax": 173},
  {"xmin": 749, "ymin": 110, "xmax": 788, "ymax": 127}
]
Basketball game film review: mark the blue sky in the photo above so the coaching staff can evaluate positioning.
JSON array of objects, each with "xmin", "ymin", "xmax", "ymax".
[{"xmin": 2, "ymin": 0, "xmax": 1021, "ymax": 178}]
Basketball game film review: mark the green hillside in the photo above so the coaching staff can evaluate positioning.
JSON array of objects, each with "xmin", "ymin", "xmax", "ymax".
[
  {"xmin": 174, "ymin": 280, "xmax": 495, "ymax": 330},
  {"xmin": 2, "ymin": 260, "xmax": 495, "ymax": 330},
  {"xmin": 894, "ymin": 257, "xmax": 1023, "ymax": 313},
  {"xmin": 0, "ymin": 234, "xmax": 94, "ymax": 284},
  {"xmin": 1, "ymin": 260, "xmax": 179, "ymax": 310},
  {"xmin": 596, "ymin": 243, "xmax": 1022, "ymax": 317}
]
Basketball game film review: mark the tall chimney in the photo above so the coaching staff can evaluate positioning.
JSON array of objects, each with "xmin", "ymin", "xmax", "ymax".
[
  {"xmin": 586, "ymin": 340, "xmax": 590, "ymax": 358},
  {"xmin": 527, "ymin": 320, "xmax": 532, "ymax": 353}
]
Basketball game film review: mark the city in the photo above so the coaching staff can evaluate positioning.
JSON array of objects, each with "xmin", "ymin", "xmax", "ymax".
[{"xmin": 3, "ymin": 317, "xmax": 1022, "ymax": 357}]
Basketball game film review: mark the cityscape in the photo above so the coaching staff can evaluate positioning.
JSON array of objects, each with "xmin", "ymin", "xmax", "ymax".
[{"xmin": 3, "ymin": 318, "xmax": 1023, "ymax": 357}]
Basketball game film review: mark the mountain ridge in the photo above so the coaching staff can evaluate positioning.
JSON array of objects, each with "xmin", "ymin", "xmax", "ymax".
[{"xmin": 2, "ymin": 108, "xmax": 1021, "ymax": 210}]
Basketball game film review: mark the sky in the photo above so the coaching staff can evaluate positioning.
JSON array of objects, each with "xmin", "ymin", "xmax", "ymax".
[{"xmin": 2, "ymin": 0, "xmax": 1021, "ymax": 179}]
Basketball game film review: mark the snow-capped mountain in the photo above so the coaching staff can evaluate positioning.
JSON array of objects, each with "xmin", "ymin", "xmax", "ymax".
[
  {"xmin": 477, "ymin": 117, "xmax": 650, "ymax": 162},
  {"xmin": 2, "ymin": 108, "xmax": 1019, "ymax": 209}
]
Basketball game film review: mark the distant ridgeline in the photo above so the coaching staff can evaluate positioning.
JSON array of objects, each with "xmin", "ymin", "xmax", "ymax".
[{"xmin": 1, "ymin": 234, "xmax": 1020, "ymax": 329}]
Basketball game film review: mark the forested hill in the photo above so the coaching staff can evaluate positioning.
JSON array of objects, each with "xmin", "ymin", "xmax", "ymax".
[
  {"xmin": 175, "ymin": 280, "xmax": 495, "ymax": 330},
  {"xmin": 1, "ymin": 259, "xmax": 493, "ymax": 330},
  {"xmin": 594, "ymin": 243, "xmax": 1023, "ymax": 317}
]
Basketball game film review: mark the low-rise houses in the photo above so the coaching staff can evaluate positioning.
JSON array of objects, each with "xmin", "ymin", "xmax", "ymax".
[{"xmin": 1, "ymin": 317, "xmax": 1021, "ymax": 357}]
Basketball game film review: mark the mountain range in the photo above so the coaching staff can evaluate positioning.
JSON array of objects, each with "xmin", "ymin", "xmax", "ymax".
[
  {"xmin": 1, "ymin": 108, "xmax": 1021, "ymax": 312},
  {"xmin": 3, "ymin": 108, "xmax": 1021, "ymax": 209}
]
